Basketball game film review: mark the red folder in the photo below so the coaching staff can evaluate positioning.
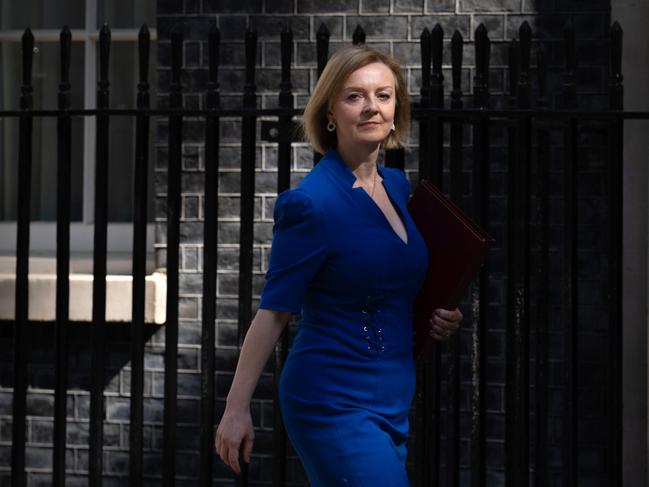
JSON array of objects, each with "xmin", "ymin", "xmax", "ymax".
[{"xmin": 407, "ymin": 180, "xmax": 495, "ymax": 359}]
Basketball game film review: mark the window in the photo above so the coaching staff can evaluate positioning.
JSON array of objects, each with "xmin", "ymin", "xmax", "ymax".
[{"xmin": 0, "ymin": 0, "xmax": 157, "ymax": 259}]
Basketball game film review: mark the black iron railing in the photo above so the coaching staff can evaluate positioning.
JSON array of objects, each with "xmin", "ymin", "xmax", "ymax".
[{"xmin": 1, "ymin": 19, "xmax": 631, "ymax": 487}]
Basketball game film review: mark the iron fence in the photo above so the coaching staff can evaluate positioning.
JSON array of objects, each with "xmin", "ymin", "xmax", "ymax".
[{"xmin": 1, "ymin": 18, "xmax": 634, "ymax": 486}]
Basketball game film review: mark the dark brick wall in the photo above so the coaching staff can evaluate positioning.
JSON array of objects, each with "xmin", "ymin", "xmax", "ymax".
[
  {"xmin": 151, "ymin": 1, "xmax": 613, "ymax": 485},
  {"xmin": 0, "ymin": 1, "xmax": 613, "ymax": 485}
]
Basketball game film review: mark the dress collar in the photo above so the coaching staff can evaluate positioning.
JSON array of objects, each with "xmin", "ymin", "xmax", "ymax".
[{"xmin": 323, "ymin": 148, "xmax": 386, "ymax": 187}]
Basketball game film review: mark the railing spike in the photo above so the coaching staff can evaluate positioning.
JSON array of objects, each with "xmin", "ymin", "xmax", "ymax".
[
  {"xmin": 138, "ymin": 25, "xmax": 150, "ymax": 86},
  {"xmin": 536, "ymin": 43, "xmax": 547, "ymax": 108},
  {"xmin": 171, "ymin": 27, "xmax": 183, "ymax": 86},
  {"xmin": 473, "ymin": 23, "xmax": 490, "ymax": 108},
  {"xmin": 21, "ymin": 28, "xmax": 34, "ymax": 93},
  {"xmin": 609, "ymin": 21, "xmax": 623, "ymax": 110},
  {"xmin": 352, "ymin": 24, "xmax": 366, "ymax": 45},
  {"xmin": 243, "ymin": 28, "xmax": 257, "ymax": 108},
  {"xmin": 451, "ymin": 30, "xmax": 463, "ymax": 108},
  {"xmin": 99, "ymin": 24, "xmax": 111, "ymax": 85},
  {"xmin": 316, "ymin": 23, "xmax": 330, "ymax": 78},
  {"xmin": 208, "ymin": 24, "xmax": 220, "ymax": 86},
  {"xmin": 508, "ymin": 39, "xmax": 519, "ymax": 101},
  {"xmin": 563, "ymin": 20, "xmax": 576, "ymax": 72},
  {"xmin": 420, "ymin": 27, "xmax": 432, "ymax": 102},
  {"xmin": 518, "ymin": 22, "xmax": 532, "ymax": 109},
  {"xmin": 280, "ymin": 25, "xmax": 293, "ymax": 107},
  {"xmin": 60, "ymin": 26, "xmax": 72, "ymax": 87},
  {"xmin": 431, "ymin": 23, "xmax": 444, "ymax": 107},
  {"xmin": 562, "ymin": 20, "xmax": 577, "ymax": 108}
]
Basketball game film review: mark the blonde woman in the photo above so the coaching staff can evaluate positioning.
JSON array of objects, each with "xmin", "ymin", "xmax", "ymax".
[{"xmin": 216, "ymin": 45, "xmax": 462, "ymax": 486}]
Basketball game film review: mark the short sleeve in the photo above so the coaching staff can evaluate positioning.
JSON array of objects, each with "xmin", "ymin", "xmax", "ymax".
[{"xmin": 259, "ymin": 188, "xmax": 328, "ymax": 313}]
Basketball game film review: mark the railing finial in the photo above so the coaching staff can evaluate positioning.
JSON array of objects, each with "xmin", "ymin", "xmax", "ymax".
[
  {"xmin": 419, "ymin": 27, "xmax": 431, "ymax": 104},
  {"xmin": 243, "ymin": 28, "xmax": 258, "ymax": 108},
  {"xmin": 352, "ymin": 24, "xmax": 366, "ymax": 45},
  {"xmin": 451, "ymin": 30, "xmax": 464, "ymax": 109},
  {"xmin": 316, "ymin": 23, "xmax": 330, "ymax": 79},
  {"xmin": 473, "ymin": 23, "xmax": 490, "ymax": 109},
  {"xmin": 431, "ymin": 23, "xmax": 444, "ymax": 108},
  {"xmin": 609, "ymin": 21, "xmax": 623, "ymax": 110},
  {"xmin": 562, "ymin": 20, "xmax": 577, "ymax": 108},
  {"xmin": 138, "ymin": 25, "xmax": 150, "ymax": 87},
  {"xmin": 518, "ymin": 22, "xmax": 532, "ymax": 109}
]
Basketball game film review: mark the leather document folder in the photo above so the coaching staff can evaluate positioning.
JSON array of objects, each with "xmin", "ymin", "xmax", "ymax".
[{"xmin": 407, "ymin": 180, "xmax": 495, "ymax": 359}]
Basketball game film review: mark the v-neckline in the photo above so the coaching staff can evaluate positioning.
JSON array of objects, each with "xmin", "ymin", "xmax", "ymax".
[
  {"xmin": 324, "ymin": 149, "xmax": 410, "ymax": 245},
  {"xmin": 355, "ymin": 166, "xmax": 410, "ymax": 246}
]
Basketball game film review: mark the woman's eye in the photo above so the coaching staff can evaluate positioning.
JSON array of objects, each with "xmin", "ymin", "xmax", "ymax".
[
  {"xmin": 378, "ymin": 93, "xmax": 391, "ymax": 100},
  {"xmin": 347, "ymin": 93, "xmax": 362, "ymax": 101}
]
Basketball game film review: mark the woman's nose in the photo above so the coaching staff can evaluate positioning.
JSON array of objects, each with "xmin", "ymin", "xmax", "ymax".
[{"xmin": 362, "ymin": 95, "xmax": 377, "ymax": 113}]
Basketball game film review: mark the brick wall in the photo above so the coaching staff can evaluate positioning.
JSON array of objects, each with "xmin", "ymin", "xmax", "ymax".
[
  {"xmin": 0, "ymin": 0, "xmax": 613, "ymax": 485},
  {"xmin": 153, "ymin": 1, "xmax": 612, "ymax": 485}
]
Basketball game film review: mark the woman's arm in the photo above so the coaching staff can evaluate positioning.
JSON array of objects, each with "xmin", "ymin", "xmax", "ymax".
[{"xmin": 215, "ymin": 308, "xmax": 291, "ymax": 474}]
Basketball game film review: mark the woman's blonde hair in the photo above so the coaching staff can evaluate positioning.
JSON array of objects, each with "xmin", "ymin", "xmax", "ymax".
[{"xmin": 301, "ymin": 45, "xmax": 410, "ymax": 155}]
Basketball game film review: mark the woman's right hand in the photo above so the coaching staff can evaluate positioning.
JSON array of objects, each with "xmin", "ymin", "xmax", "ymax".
[{"xmin": 215, "ymin": 406, "xmax": 255, "ymax": 475}]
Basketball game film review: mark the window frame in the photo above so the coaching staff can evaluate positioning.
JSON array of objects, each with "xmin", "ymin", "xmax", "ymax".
[{"xmin": 0, "ymin": 0, "xmax": 157, "ymax": 255}]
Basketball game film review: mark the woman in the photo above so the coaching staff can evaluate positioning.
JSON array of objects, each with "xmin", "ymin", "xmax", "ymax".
[{"xmin": 215, "ymin": 45, "xmax": 462, "ymax": 486}]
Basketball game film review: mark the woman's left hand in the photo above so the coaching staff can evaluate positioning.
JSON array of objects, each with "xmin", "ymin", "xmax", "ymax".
[{"xmin": 429, "ymin": 308, "xmax": 463, "ymax": 341}]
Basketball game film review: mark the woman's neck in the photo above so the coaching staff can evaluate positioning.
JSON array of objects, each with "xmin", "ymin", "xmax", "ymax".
[{"xmin": 336, "ymin": 143, "xmax": 380, "ymax": 181}]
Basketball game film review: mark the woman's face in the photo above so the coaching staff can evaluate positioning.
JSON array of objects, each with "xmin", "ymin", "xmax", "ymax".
[{"xmin": 327, "ymin": 61, "xmax": 397, "ymax": 153}]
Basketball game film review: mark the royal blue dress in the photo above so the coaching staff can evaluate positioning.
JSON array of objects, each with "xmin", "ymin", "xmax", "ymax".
[{"xmin": 259, "ymin": 149, "xmax": 428, "ymax": 486}]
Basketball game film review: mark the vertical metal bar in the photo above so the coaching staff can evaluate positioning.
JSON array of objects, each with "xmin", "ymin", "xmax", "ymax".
[
  {"xmin": 470, "ymin": 23, "xmax": 490, "ymax": 487},
  {"xmin": 313, "ymin": 23, "xmax": 329, "ymax": 165},
  {"xmin": 414, "ymin": 23, "xmax": 443, "ymax": 487},
  {"xmin": 561, "ymin": 20, "xmax": 579, "ymax": 487},
  {"xmin": 384, "ymin": 147, "xmax": 405, "ymax": 170},
  {"xmin": 89, "ymin": 24, "xmax": 111, "ymax": 487},
  {"xmin": 417, "ymin": 27, "xmax": 431, "ymax": 186},
  {"xmin": 11, "ymin": 28, "xmax": 34, "ymax": 487},
  {"xmin": 163, "ymin": 27, "xmax": 184, "ymax": 487},
  {"xmin": 607, "ymin": 21, "xmax": 624, "ymax": 487},
  {"xmin": 414, "ymin": 362, "xmax": 425, "ymax": 487},
  {"xmin": 414, "ymin": 31, "xmax": 431, "ymax": 487},
  {"xmin": 505, "ymin": 26, "xmax": 531, "ymax": 485},
  {"xmin": 446, "ymin": 29, "xmax": 464, "ymax": 487},
  {"xmin": 236, "ymin": 27, "xmax": 258, "ymax": 487},
  {"xmin": 533, "ymin": 43, "xmax": 550, "ymax": 487},
  {"xmin": 53, "ymin": 25, "xmax": 72, "ymax": 487},
  {"xmin": 272, "ymin": 25, "xmax": 293, "ymax": 487},
  {"xmin": 515, "ymin": 25, "xmax": 532, "ymax": 487},
  {"xmin": 429, "ymin": 22, "xmax": 445, "ymax": 486},
  {"xmin": 430, "ymin": 24, "xmax": 444, "ymax": 185},
  {"xmin": 129, "ymin": 24, "xmax": 151, "ymax": 487},
  {"xmin": 199, "ymin": 24, "xmax": 220, "ymax": 487}
]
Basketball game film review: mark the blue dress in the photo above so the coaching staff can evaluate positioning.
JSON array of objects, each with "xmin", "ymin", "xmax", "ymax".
[{"xmin": 259, "ymin": 149, "xmax": 428, "ymax": 486}]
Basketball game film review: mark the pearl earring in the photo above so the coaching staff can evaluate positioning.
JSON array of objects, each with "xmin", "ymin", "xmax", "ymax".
[{"xmin": 391, "ymin": 122, "xmax": 396, "ymax": 131}]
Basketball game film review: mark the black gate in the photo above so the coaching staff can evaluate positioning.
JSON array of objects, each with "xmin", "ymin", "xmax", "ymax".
[{"xmin": 1, "ymin": 19, "xmax": 632, "ymax": 486}]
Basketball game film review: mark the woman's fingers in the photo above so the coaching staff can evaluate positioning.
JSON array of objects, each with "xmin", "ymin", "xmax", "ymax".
[
  {"xmin": 215, "ymin": 432, "xmax": 223, "ymax": 463},
  {"xmin": 434, "ymin": 307, "xmax": 463, "ymax": 323},
  {"xmin": 228, "ymin": 443, "xmax": 241, "ymax": 475},
  {"xmin": 430, "ymin": 326, "xmax": 450, "ymax": 341},
  {"xmin": 242, "ymin": 434, "xmax": 254, "ymax": 464},
  {"xmin": 215, "ymin": 412, "xmax": 254, "ymax": 475},
  {"xmin": 429, "ymin": 307, "xmax": 463, "ymax": 340}
]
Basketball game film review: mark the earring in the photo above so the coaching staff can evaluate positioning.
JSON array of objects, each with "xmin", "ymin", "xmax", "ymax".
[
  {"xmin": 391, "ymin": 122, "xmax": 396, "ymax": 131},
  {"xmin": 327, "ymin": 121, "xmax": 336, "ymax": 132}
]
